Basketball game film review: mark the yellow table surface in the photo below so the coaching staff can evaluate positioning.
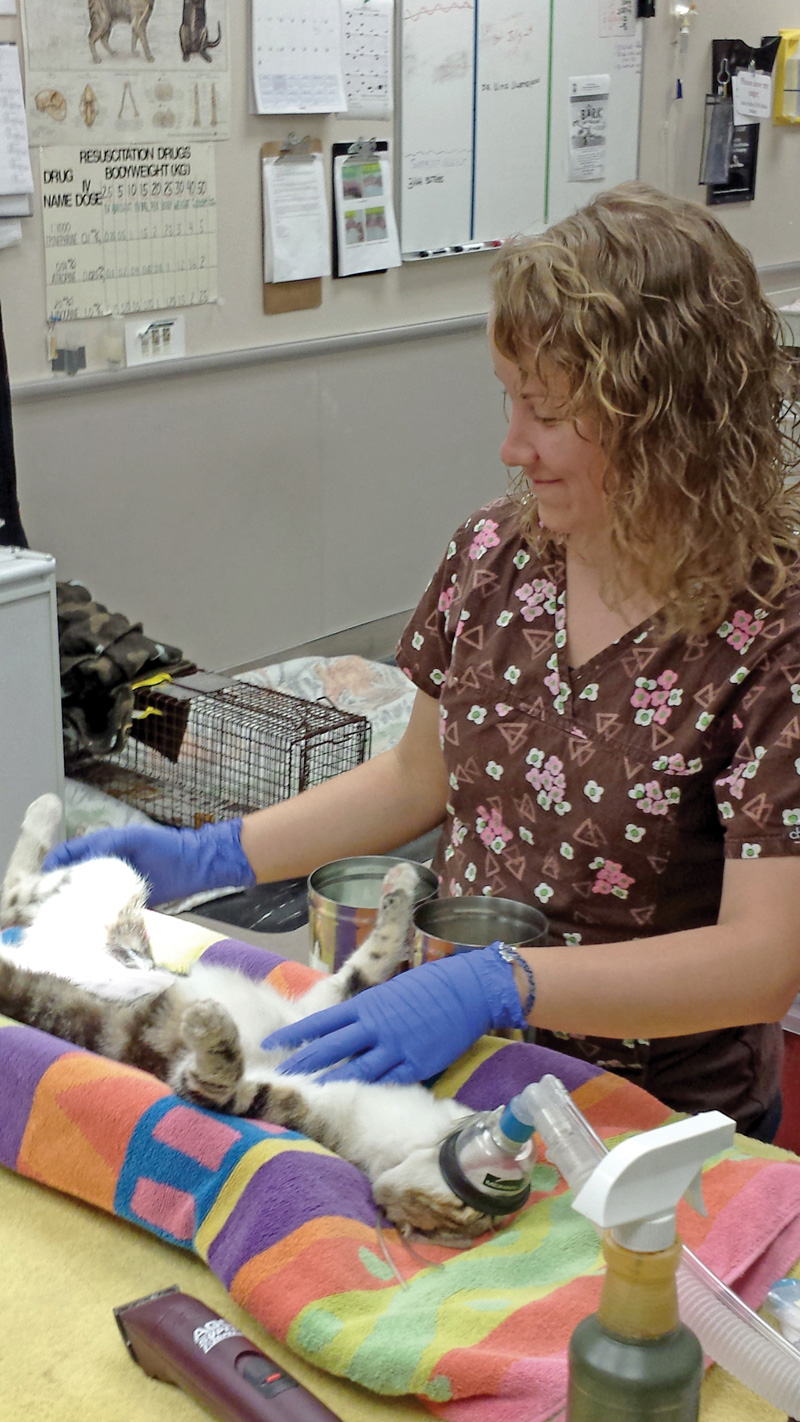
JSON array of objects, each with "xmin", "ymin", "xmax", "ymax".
[{"xmin": 0, "ymin": 1164, "xmax": 785, "ymax": 1422}]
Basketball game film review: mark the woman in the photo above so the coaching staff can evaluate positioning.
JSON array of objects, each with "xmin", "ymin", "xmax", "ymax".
[{"xmin": 47, "ymin": 183, "xmax": 800, "ymax": 1137}]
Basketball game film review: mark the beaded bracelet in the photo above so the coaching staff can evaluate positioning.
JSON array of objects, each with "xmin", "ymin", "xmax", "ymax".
[{"xmin": 496, "ymin": 943, "xmax": 536, "ymax": 1018}]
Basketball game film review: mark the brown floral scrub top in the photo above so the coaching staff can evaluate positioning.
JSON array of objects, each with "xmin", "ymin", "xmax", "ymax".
[{"xmin": 397, "ymin": 497, "xmax": 800, "ymax": 1130}]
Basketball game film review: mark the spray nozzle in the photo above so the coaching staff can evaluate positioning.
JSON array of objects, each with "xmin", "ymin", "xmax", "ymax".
[{"xmin": 571, "ymin": 1111, "xmax": 735, "ymax": 1252}]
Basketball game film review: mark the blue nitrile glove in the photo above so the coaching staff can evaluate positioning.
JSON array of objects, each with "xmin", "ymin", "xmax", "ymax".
[
  {"xmin": 260, "ymin": 944, "xmax": 530, "ymax": 1084},
  {"xmin": 42, "ymin": 818, "xmax": 256, "ymax": 907}
]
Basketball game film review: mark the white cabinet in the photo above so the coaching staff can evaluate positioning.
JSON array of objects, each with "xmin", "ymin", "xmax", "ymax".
[{"xmin": 0, "ymin": 548, "xmax": 64, "ymax": 874}]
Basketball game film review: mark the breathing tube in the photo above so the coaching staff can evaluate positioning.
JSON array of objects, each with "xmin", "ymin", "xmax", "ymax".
[{"xmin": 439, "ymin": 1073, "xmax": 800, "ymax": 1415}]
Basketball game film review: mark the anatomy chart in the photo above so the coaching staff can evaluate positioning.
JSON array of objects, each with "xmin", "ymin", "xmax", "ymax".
[
  {"xmin": 41, "ymin": 143, "xmax": 218, "ymax": 319},
  {"xmin": 400, "ymin": 0, "xmax": 551, "ymax": 253},
  {"xmin": 22, "ymin": 0, "xmax": 230, "ymax": 146}
]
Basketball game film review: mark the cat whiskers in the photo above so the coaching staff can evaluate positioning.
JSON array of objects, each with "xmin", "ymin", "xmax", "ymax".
[
  {"xmin": 374, "ymin": 1212, "xmax": 411, "ymax": 1289},
  {"xmin": 375, "ymin": 1207, "xmax": 491, "ymax": 1279}
]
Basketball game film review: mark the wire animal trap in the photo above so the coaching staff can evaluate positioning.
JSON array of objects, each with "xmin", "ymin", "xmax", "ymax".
[{"xmin": 77, "ymin": 672, "xmax": 371, "ymax": 827}]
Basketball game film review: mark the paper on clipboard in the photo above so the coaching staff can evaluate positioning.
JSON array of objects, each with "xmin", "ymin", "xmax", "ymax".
[
  {"xmin": 334, "ymin": 150, "xmax": 400, "ymax": 276},
  {"xmin": 0, "ymin": 45, "xmax": 33, "ymax": 197},
  {"xmin": 262, "ymin": 152, "xmax": 331, "ymax": 282}
]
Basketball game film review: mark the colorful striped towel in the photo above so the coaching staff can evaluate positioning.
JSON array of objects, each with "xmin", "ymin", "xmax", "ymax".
[{"xmin": 2, "ymin": 911, "xmax": 800, "ymax": 1421}]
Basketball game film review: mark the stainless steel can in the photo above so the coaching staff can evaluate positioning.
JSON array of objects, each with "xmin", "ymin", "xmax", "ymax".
[
  {"xmin": 308, "ymin": 856, "xmax": 439, "ymax": 973},
  {"xmin": 413, "ymin": 896, "xmax": 548, "ymax": 964}
]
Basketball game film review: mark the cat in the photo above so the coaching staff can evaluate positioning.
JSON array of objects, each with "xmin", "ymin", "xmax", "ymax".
[
  {"xmin": 180, "ymin": 0, "xmax": 222, "ymax": 63},
  {"xmin": 0, "ymin": 796, "xmax": 491, "ymax": 1241}
]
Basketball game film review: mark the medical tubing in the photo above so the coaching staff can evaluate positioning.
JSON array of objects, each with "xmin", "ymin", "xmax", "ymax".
[{"xmin": 521, "ymin": 1076, "xmax": 800, "ymax": 1416}]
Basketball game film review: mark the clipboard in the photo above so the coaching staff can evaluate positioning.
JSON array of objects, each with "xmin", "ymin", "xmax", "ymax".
[
  {"xmin": 261, "ymin": 136, "xmax": 324, "ymax": 314},
  {"xmin": 331, "ymin": 138, "xmax": 389, "ymax": 279}
]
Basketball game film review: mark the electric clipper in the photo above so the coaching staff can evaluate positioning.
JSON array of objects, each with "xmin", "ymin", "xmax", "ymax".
[{"xmin": 114, "ymin": 1286, "xmax": 343, "ymax": 1422}]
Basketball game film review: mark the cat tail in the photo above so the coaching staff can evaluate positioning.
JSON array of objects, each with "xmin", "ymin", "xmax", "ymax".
[{"xmin": 0, "ymin": 794, "xmax": 63, "ymax": 927}]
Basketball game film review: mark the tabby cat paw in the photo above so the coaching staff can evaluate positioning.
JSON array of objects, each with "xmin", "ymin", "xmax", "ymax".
[{"xmin": 372, "ymin": 1147, "xmax": 493, "ymax": 1241}]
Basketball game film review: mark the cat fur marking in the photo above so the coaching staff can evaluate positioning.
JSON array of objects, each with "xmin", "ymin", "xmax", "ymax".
[{"xmin": 0, "ymin": 808, "xmax": 493, "ymax": 1239}]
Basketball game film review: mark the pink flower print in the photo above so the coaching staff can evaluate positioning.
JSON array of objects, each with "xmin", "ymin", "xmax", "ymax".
[
  {"xmin": 716, "ymin": 747, "xmax": 766, "ymax": 801},
  {"xmin": 590, "ymin": 858, "xmax": 635, "ymax": 899},
  {"xmin": 515, "ymin": 578, "xmax": 557, "ymax": 622},
  {"xmin": 652, "ymin": 754, "xmax": 702, "ymax": 776},
  {"xmin": 476, "ymin": 806, "xmax": 513, "ymax": 853},
  {"xmin": 718, "ymin": 610, "xmax": 763, "ymax": 654},
  {"xmin": 437, "ymin": 586, "xmax": 454, "ymax": 614},
  {"xmin": 629, "ymin": 670, "xmax": 682, "ymax": 728},
  {"xmin": 729, "ymin": 609, "xmax": 761, "ymax": 651},
  {"xmin": 468, "ymin": 518, "xmax": 500, "ymax": 561},
  {"xmin": 453, "ymin": 609, "xmax": 470, "ymax": 641},
  {"xmin": 544, "ymin": 670, "xmax": 561, "ymax": 698},
  {"xmin": 526, "ymin": 752, "xmax": 570, "ymax": 813},
  {"xmin": 628, "ymin": 780, "xmax": 680, "ymax": 816}
]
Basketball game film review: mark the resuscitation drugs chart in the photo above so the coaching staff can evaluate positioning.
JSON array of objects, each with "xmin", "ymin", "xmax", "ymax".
[
  {"xmin": 22, "ymin": 0, "xmax": 230, "ymax": 146},
  {"xmin": 41, "ymin": 143, "xmax": 218, "ymax": 320}
]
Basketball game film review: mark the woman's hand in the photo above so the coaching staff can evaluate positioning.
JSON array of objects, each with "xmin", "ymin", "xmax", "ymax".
[
  {"xmin": 42, "ymin": 818, "xmax": 256, "ymax": 906},
  {"xmin": 260, "ymin": 945, "xmax": 528, "ymax": 1083}
]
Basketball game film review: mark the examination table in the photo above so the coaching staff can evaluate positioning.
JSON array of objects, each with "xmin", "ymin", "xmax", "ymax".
[{"xmin": 1, "ymin": 912, "xmax": 797, "ymax": 1422}]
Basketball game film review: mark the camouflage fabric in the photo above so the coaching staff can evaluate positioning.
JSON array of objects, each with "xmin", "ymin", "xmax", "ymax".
[{"xmin": 57, "ymin": 580, "xmax": 188, "ymax": 763}]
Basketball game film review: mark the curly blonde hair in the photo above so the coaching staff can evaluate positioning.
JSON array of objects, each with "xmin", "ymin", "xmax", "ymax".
[{"xmin": 491, "ymin": 181, "xmax": 800, "ymax": 636}]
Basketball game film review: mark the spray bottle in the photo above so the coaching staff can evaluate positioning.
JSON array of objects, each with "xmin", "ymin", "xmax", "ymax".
[
  {"xmin": 442, "ymin": 1078, "xmax": 800, "ymax": 1415},
  {"xmin": 566, "ymin": 1112, "xmax": 735, "ymax": 1420}
]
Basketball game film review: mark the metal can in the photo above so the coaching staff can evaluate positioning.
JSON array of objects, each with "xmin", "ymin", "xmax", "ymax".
[
  {"xmin": 413, "ymin": 896, "xmax": 548, "ymax": 964},
  {"xmin": 308, "ymin": 856, "xmax": 439, "ymax": 973}
]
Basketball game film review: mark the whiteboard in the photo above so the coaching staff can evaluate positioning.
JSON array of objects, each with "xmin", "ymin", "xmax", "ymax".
[
  {"xmin": 399, "ymin": 0, "xmax": 643, "ymax": 254},
  {"xmin": 548, "ymin": 0, "xmax": 643, "ymax": 226}
]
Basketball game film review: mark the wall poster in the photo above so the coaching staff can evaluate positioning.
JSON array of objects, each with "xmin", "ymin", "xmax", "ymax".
[{"xmin": 22, "ymin": 0, "xmax": 230, "ymax": 146}]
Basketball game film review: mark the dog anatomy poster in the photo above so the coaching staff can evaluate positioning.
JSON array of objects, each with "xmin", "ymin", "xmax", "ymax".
[{"xmin": 22, "ymin": 0, "xmax": 230, "ymax": 145}]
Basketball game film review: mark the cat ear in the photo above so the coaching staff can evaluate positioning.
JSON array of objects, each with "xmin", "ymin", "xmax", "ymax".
[{"xmin": 106, "ymin": 902, "xmax": 155, "ymax": 969}]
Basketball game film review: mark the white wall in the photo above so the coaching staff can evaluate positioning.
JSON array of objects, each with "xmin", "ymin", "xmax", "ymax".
[
  {"xmin": 12, "ymin": 328, "xmax": 506, "ymax": 669},
  {"xmin": 5, "ymin": 1, "xmax": 800, "ymax": 670},
  {"xmin": 639, "ymin": 0, "xmax": 800, "ymax": 270}
]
